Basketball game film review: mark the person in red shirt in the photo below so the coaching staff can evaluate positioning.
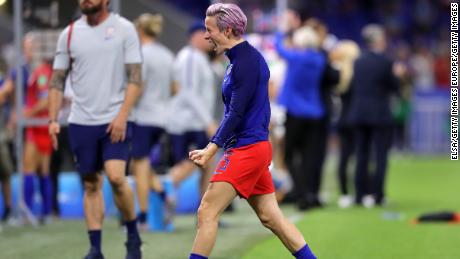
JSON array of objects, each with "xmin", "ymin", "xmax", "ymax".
[{"xmin": 23, "ymin": 61, "xmax": 53, "ymax": 224}]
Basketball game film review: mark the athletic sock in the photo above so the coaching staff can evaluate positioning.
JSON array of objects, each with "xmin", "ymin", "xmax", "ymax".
[
  {"xmin": 125, "ymin": 219, "xmax": 140, "ymax": 241},
  {"xmin": 39, "ymin": 175, "xmax": 52, "ymax": 216},
  {"xmin": 189, "ymin": 253, "xmax": 208, "ymax": 259},
  {"xmin": 138, "ymin": 212, "xmax": 147, "ymax": 224},
  {"xmin": 158, "ymin": 191, "xmax": 166, "ymax": 201},
  {"xmin": 23, "ymin": 174, "xmax": 35, "ymax": 211},
  {"xmin": 88, "ymin": 230, "xmax": 102, "ymax": 252},
  {"xmin": 293, "ymin": 244, "xmax": 316, "ymax": 259}
]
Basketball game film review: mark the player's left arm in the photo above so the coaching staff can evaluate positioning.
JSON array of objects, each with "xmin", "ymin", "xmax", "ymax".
[{"xmin": 107, "ymin": 63, "xmax": 143, "ymax": 143}]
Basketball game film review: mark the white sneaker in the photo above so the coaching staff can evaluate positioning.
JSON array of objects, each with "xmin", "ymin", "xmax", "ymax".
[
  {"xmin": 338, "ymin": 195, "xmax": 353, "ymax": 209},
  {"xmin": 363, "ymin": 195, "xmax": 375, "ymax": 209}
]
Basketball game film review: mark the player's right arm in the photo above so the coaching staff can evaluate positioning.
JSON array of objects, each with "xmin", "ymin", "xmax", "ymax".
[
  {"xmin": 48, "ymin": 69, "xmax": 67, "ymax": 150},
  {"xmin": 48, "ymin": 27, "xmax": 71, "ymax": 150}
]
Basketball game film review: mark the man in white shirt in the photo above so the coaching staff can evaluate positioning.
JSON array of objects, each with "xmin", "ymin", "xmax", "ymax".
[
  {"xmin": 48, "ymin": 1, "xmax": 143, "ymax": 258},
  {"xmin": 166, "ymin": 23, "xmax": 216, "ymax": 197}
]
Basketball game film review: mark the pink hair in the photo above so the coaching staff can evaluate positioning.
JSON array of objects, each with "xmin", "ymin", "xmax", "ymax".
[{"xmin": 206, "ymin": 3, "xmax": 247, "ymax": 37}]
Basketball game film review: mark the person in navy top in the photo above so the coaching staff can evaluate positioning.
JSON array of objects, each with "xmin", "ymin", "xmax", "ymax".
[
  {"xmin": 348, "ymin": 24, "xmax": 399, "ymax": 206},
  {"xmin": 188, "ymin": 3, "xmax": 316, "ymax": 259},
  {"xmin": 210, "ymin": 40, "xmax": 271, "ymax": 149}
]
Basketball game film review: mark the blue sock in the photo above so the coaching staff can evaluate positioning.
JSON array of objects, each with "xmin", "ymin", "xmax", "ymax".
[
  {"xmin": 138, "ymin": 212, "xmax": 147, "ymax": 224},
  {"xmin": 88, "ymin": 230, "xmax": 102, "ymax": 251},
  {"xmin": 39, "ymin": 175, "xmax": 52, "ymax": 216},
  {"xmin": 189, "ymin": 253, "xmax": 208, "ymax": 259},
  {"xmin": 293, "ymin": 244, "xmax": 316, "ymax": 259},
  {"xmin": 158, "ymin": 191, "xmax": 166, "ymax": 201},
  {"xmin": 125, "ymin": 219, "xmax": 139, "ymax": 237},
  {"xmin": 23, "ymin": 175, "xmax": 35, "ymax": 211}
]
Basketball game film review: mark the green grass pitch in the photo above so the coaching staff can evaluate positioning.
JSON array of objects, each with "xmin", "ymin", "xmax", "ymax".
[{"xmin": 0, "ymin": 156, "xmax": 458, "ymax": 259}]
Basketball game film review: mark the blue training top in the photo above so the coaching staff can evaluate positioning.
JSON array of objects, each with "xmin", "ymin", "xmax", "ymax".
[
  {"xmin": 274, "ymin": 33, "xmax": 326, "ymax": 119},
  {"xmin": 211, "ymin": 41, "xmax": 271, "ymax": 149}
]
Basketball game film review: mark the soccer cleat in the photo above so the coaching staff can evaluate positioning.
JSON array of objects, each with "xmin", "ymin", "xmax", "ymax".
[
  {"xmin": 83, "ymin": 247, "xmax": 104, "ymax": 259},
  {"xmin": 125, "ymin": 235, "xmax": 142, "ymax": 259},
  {"xmin": 338, "ymin": 195, "xmax": 353, "ymax": 209},
  {"xmin": 362, "ymin": 195, "xmax": 375, "ymax": 209}
]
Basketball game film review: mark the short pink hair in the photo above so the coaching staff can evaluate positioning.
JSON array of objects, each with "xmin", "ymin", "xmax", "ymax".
[{"xmin": 206, "ymin": 3, "xmax": 247, "ymax": 37}]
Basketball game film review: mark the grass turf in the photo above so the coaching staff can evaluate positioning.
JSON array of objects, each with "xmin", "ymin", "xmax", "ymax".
[
  {"xmin": 243, "ymin": 155, "xmax": 460, "ymax": 259},
  {"xmin": 0, "ymin": 156, "xmax": 458, "ymax": 259}
]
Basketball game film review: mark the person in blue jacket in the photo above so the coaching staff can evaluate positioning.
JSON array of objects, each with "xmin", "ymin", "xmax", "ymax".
[{"xmin": 275, "ymin": 26, "xmax": 327, "ymax": 210}]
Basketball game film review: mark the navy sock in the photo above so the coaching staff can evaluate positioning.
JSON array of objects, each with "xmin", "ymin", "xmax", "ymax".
[
  {"xmin": 158, "ymin": 191, "xmax": 166, "ymax": 201},
  {"xmin": 23, "ymin": 175, "xmax": 35, "ymax": 211},
  {"xmin": 189, "ymin": 253, "xmax": 208, "ymax": 259},
  {"xmin": 125, "ymin": 219, "xmax": 139, "ymax": 237},
  {"xmin": 138, "ymin": 212, "xmax": 147, "ymax": 224},
  {"xmin": 39, "ymin": 175, "xmax": 52, "ymax": 216},
  {"xmin": 293, "ymin": 244, "xmax": 316, "ymax": 259},
  {"xmin": 88, "ymin": 230, "xmax": 102, "ymax": 251}
]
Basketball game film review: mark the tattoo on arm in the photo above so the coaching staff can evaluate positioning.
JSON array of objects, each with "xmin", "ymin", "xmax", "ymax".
[
  {"xmin": 125, "ymin": 64, "xmax": 142, "ymax": 87},
  {"xmin": 49, "ymin": 70, "xmax": 67, "ymax": 91}
]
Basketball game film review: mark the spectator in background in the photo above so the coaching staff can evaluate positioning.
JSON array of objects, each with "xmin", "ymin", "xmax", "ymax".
[
  {"xmin": 433, "ymin": 42, "xmax": 450, "ymax": 89},
  {"xmin": 275, "ymin": 25, "xmax": 326, "ymax": 211},
  {"xmin": 329, "ymin": 40, "xmax": 360, "ymax": 208},
  {"xmin": 22, "ymin": 57, "xmax": 54, "ymax": 224},
  {"xmin": 0, "ymin": 35, "xmax": 33, "ymax": 122},
  {"xmin": 165, "ymin": 22, "xmax": 216, "ymax": 198},
  {"xmin": 131, "ymin": 13, "xmax": 175, "ymax": 230},
  {"xmin": 409, "ymin": 45, "xmax": 434, "ymax": 90},
  {"xmin": 306, "ymin": 18, "xmax": 340, "ymax": 208},
  {"xmin": 392, "ymin": 42, "xmax": 413, "ymax": 151},
  {"xmin": 0, "ymin": 34, "xmax": 34, "ymax": 223},
  {"xmin": 348, "ymin": 24, "xmax": 399, "ymax": 207}
]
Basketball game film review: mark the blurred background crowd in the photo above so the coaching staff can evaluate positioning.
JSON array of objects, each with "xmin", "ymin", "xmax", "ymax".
[{"xmin": 0, "ymin": 0, "xmax": 454, "ymax": 229}]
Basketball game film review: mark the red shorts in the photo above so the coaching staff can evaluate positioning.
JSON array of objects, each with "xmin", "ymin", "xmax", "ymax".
[
  {"xmin": 26, "ymin": 127, "xmax": 52, "ymax": 155},
  {"xmin": 210, "ymin": 141, "xmax": 275, "ymax": 199}
]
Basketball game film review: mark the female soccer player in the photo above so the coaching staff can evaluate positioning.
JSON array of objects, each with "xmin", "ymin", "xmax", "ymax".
[{"xmin": 188, "ymin": 3, "xmax": 316, "ymax": 259}]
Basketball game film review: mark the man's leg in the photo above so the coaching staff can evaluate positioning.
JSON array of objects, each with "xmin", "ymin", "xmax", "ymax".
[
  {"xmin": 170, "ymin": 160, "xmax": 196, "ymax": 186},
  {"xmin": 248, "ymin": 193, "xmax": 316, "ymax": 259},
  {"xmin": 191, "ymin": 182, "xmax": 237, "ymax": 258},
  {"xmin": 105, "ymin": 160, "xmax": 141, "ymax": 258},
  {"xmin": 105, "ymin": 160, "xmax": 136, "ymax": 222},
  {"xmin": 82, "ymin": 173, "xmax": 105, "ymax": 256},
  {"xmin": 132, "ymin": 158, "xmax": 150, "ymax": 226},
  {"xmin": 354, "ymin": 125, "xmax": 371, "ymax": 204}
]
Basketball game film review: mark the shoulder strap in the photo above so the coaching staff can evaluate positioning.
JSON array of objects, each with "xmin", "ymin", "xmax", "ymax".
[{"xmin": 66, "ymin": 22, "xmax": 74, "ymax": 82}]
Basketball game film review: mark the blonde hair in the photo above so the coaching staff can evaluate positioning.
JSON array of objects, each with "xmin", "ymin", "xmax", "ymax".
[
  {"xmin": 135, "ymin": 13, "xmax": 164, "ymax": 38},
  {"xmin": 332, "ymin": 40, "xmax": 360, "ymax": 94},
  {"xmin": 292, "ymin": 26, "xmax": 320, "ymax": 49}
]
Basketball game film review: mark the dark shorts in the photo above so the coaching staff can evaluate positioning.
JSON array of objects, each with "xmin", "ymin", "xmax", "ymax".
[
  {"xmin": 170, "ymin": 131, "xmax": 208, "ymax": 163},
  {"xmin": 211, "ymin": 141, "xmax": 275, "ymax": 199},
  {"xmin": 68, "ymin": 123, "xmax": 133, "ymax": 175},
  {"xmin": 131, "ymin": 124, "xmax": 164, "ymax": 159}
]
